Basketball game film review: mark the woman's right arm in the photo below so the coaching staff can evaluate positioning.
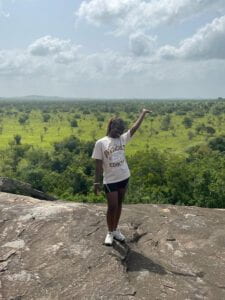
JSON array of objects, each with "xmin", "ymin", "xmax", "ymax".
[
  {"xmin": 94, "ymin": 159, "xmax": 103, "ymax": 195},
  {"xmin": 130, "ymin": 108, "xmax": 152, "ymax": 137}
]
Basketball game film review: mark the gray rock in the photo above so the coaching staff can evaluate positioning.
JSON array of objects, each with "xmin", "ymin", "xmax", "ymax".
[
  {"xmin": 0, "ymin": 192, "xmax": 225, "ymax": 299},
  {"xmin": 0, "ymin": 177, "xmax": 56, "ymax": 201}
]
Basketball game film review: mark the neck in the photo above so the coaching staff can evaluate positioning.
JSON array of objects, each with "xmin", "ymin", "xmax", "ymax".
[{"xmin": 109, "ymin": 133, "xmax": 120, "ymax": 138}]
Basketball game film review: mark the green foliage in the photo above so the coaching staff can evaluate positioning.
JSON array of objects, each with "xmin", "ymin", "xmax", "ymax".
[
  {"xmin": 22, "ymin": 168, "xmax": 46, "ymax": 191},
  {"xmin": 74, "ymin": 114, "xmax": 81, "ymax": 119},
  {"xmin": 187, "ymin": 131, "xmax": 195, "ymax": 140},
  {"xmin": 160, "ymin": 114, "xmax": 171, "ymax": 131},
  {"xmin": 14, "ymin": 134, "xmax": 22, "ymax": 145},
  {"xmin": 1, "ymin": 98, "xmax": 225, "ymax": 208},
  {"xmin": 195, "ymin": 123, "xmax": 206, "ymax": 135},
  {"xmin": 205, "ymin": 126, "xmax": 216, "ymax": 135},
  {"xmin": 53, "ymin": 136, "xmax": 81, "ymax": 153},
  {"xmin": 42, "ymin": 113, "xmax": 51, "ymax": 122},
  {"xmin": 211, "ymin": 103, "xmax": 225, "ymax": 115},
  {"xmin": 127, "ymin": 149, "xmax": 191, "ymax": 205},
  {"xmin": 18, "ymin": 114, "xmax": 29, "ymax": 125},
  {"xmin": 208, "ymin": 136, "xmax": 225, "ymax": 152},
  {"xmin": 195, "ymin": 123, "xmax": 216, "ymax": 136},
  {"xmin": 126, "ymin": 149, "xmax": 225, "ymax": 207},
  {"xmin": 70, "ymin": 119, "xmax": 78, "ymax": 128},
  {"xmin": 187, "ymin": 154, "xmax": 225, "ymax": 208},
  {"xmin": 96, "ymin": 115, "xmax": 105, "ymax": 122},
  {"xmin": 182, "ymin": 117, "xmax": 193, "ymax": 128}
]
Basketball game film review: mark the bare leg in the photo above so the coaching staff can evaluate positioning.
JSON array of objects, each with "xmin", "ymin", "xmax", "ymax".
[
  {"xmin": 106, "ymin": 191, "xmax": 118, "ymax": 232},
  {"xmin": 114, "ymin": 188, "xmax": 127, "ymax": 230}
]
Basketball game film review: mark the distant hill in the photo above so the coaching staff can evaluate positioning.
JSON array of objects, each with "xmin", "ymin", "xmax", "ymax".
[
  {"xmin": 0, "ymin": 95, "xmax": 220, "ymax": 102},
  {"xmin": 0, "ymin": 95, "xmax": 76, "ymax": 101}
]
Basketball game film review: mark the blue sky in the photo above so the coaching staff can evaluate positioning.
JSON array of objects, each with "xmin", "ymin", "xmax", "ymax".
[{"xmin": 0, "ymin": 0, "xmax": 225, "ymax": 98}]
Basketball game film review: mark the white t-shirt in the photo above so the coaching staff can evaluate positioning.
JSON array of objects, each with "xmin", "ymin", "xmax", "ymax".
[{"xmin": 92, "ymin": 130, "xmax": 132, "ymax": 184}]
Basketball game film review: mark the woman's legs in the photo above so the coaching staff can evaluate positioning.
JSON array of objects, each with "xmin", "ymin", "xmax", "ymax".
[
  {"xmin": 114, "ymin": 187, "xmax": 127, "ymax": 230},
  {"xmin": 105, "ymin": 181, "xmax": 128, "ymax": 232},
  {"xmin": 106, "ymin": 191, "xmax": 118, "ymax": 232}
]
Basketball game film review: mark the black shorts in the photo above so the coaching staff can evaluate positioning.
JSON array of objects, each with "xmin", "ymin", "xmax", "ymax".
[{"xmin": 104, "ymin": 177, "xmax": 129, "ymax": 194}]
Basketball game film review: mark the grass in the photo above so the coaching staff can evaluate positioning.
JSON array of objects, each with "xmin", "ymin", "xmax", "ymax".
[{"xmin": 0, "ymin": 109, "xmax": 225, "ymax": 157}]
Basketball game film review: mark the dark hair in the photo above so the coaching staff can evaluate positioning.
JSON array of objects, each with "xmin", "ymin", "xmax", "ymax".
[{"xmin": 106, "ymin": 117, "xmax": 124, "ymax": 136}]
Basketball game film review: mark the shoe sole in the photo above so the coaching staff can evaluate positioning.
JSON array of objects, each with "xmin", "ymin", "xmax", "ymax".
[
  {"xmin": 104, "ymin": 242, "xmax": 113, "ymax": 246},
  {"xmin": 114, "ymin": 237, "xmax": 125, "ymax": 242}
]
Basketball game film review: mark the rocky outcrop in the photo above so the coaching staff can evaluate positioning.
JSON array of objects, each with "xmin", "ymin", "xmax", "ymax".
[
  {"xmin": 0, "ymin": 177, "xmax": 56, "ymax": 201},
  {"xmin": 0, "ymin": 192, "xmax": 225, "ymax": 299}
]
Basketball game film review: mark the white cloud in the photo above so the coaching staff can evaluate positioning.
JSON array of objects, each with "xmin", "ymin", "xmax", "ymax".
[
  {"xmin": 1, "ymin": 35, "xmax": 225, "ymax": 98},
  {"xmin": 76, "ymin": 0, "xmax": 225, "ymax": 35},
  {"xmin": 29, "ymin": 36, "xmax": 81, "ymax": 57},
  {"xmin": 0, "ymin": 37, "xmax": 148, "ymax": 86},
  {"xmin": 0, "ymin": 49, "xmax": 51, "ymax": 78},
  {"xmin": 129, "ymin": 32, "xmax": 157, "ymax": 56},
  {"xmin": 76, "ymin": 0, "xmax": 133, "ymax": 26},
  {"xmin": 28, "ymin": 35, "xmax": 82, "ymax": 66},
  {"xmin": 158, "ymin": 15, "xmax": 225, "ymax": 60},
  {"xmin": 83, "ymin": 50, "xmax": 142, "ymax": 79}
]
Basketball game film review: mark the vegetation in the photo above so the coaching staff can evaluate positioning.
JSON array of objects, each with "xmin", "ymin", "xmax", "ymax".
[{"xmin": 0, "ymin": 98, "xmax": 225, "ymax": 207}]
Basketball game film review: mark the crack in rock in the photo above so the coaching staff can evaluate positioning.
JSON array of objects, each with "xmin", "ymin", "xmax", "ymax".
[
  {"xmin": 116, "ymin": 291, "xmax": 137, "ymax": 296},
  {"xmin": 168, "ymin": 270, "xmax": 204, "ymax": 279},
  {"xmin": 86, "ymin": 226, "xmax": 100, "ymax": 236},
  {"xmin": 129, "ymin": 231, "xmax": 147, "ymax": 243},
  {"xmin": 0, "ymin": 261, "xmax": 8, "ymax": 272},
  {"xmin": 0, "ymin": 250, "xmax": 16, "ymax": 262}
]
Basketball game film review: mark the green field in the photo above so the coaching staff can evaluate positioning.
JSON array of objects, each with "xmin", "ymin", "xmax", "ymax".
[
  {"xmin": 1, "ymin": 98, "xmax": 225, "ymax": 207},
  {"xmin": 1, "ymin": 100, "xmax": 224, "ymax": 157}
]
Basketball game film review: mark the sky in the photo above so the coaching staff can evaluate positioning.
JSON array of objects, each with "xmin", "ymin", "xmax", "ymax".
[{"xmin": 0, "ymin": 0, "xmax": 225, "ymax": 99}]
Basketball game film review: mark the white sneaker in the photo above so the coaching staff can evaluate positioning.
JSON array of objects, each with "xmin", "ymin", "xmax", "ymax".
[
  {"xmin": 104, "ymin": 232, "xmax": 114, "ymax": 246},
  {"xmin": 113, "ymin": 229, "xmax": 125, "ymax": 242}
]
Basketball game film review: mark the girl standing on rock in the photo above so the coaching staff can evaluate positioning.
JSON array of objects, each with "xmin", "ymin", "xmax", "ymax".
[{"xmin": 92, "ymin": 109, "xmax": 151, "ymax": 245}]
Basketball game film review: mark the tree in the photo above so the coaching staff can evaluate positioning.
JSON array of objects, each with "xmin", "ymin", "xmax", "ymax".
[
  {"xmin": 97, "ymin": 115, "xmax": 105, "ymax": 122},
  {"xmin": 70, "ymin": 119, "xmax": 78, "ymax": 128},
  {"xmin": 205, "ymin": 126, "xmax": 215, "ymax": 136},
  {"xmin": 150, "ymin": 118, "xmax": 154, "ymax": 136},
  {"xmin": 160, "ymin": 115, "xmax": 171, "ymax": 131},
  {"xmin": 53, "ymin": 136, "xmax": 80, "ymax": 153},
  {"xmin": 42, "ymin": 113, "xmax": 51, "ymax": 122},
  {"xmin": 23, "ymin": 169, "xmax": 45, "ymax": 191},
  {"xmin": 195, "ymin": 123, "xmax": 206, "ymax": 135},
  {"xmin": 18, "ymin": 114, "xmax": 29, "ymax": 125},
  {"xmin": 14, "ymin": 134, "xmax": 22, "ymax": 145},
  {"xmin": 208, "ymin": 136, "xmax": 225, "ymax": 152},
  {"xmin": 7, "ymin": 144, "xmax": 31, "ymax": 172},
  {"xmin": 187, "ymin": 131, "xmax": 195, "ymax": 140},
  {"xmin": 182, "ymin": 117, "xmax": 193, "ymax": 129},
  {"xmin": 74, "ymin": 113, "xmax": 81, "ymax": 119},
  {"xmin": 83, "ymin": 109, "xmax": 90, "ymax": 115}
]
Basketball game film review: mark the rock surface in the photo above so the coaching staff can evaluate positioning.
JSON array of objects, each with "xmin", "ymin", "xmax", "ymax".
[
  {"xmin": 0, "ymin": 177, "xmax": 56, "ymax": 201},
  {"xmin": 0, "ymin": 192, "xmax": 225, "ymax": 300}
]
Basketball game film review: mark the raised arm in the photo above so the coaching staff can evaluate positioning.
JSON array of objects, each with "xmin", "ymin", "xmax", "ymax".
[
  {"xmin": 130, "ymin": 108, "xmax": 152, "ymax": 137},
  {"xmin": 94, "ymin": 159, "xmax": 103, "ymax": 195}
]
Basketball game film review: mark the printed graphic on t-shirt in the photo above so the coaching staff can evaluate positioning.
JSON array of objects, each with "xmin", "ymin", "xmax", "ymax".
[
  {"xmin": 103, "ymin": 144, "xmax": 125, "ymax": 159},
  {"xmin": 110, "ymin": 150, "xmax": 125, "ymax": 167},
  {"xmin": 103, "ymin": 144, "xmax": 125, "ymax": 168},
  {"xmin": 112, "ymin": 150, "xmax": 123, "ymax": 162}
]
